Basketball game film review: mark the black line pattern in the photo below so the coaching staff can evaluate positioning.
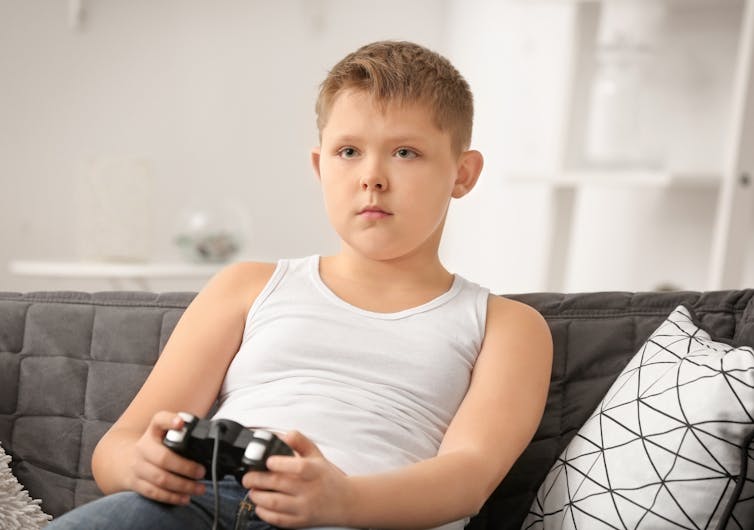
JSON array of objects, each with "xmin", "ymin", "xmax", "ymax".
[{"xmin": 523, "ymin": 305, "xmax": 754, "ymax": 530}]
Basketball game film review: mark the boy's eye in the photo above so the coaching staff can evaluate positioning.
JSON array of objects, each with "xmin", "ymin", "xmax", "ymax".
[
  {"xmin": 395, "ymin": 148, "xmax": 418, "ymax": 160},
  {"xmin": 337, "ymin": 147, "xmax": 359, "ymax": 159}
]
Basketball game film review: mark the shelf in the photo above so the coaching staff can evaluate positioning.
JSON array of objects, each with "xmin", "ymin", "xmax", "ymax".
[
  {"xmin": 7, "ymin": 260, "xmax": 226, "ymax": 290},
  {"xmin": 8, "ymin": 260, "xmax": 224, "ymax": 279},
  {"xmin": 504, "ymin": 170, "xmax": 721, "ymax": 189}
]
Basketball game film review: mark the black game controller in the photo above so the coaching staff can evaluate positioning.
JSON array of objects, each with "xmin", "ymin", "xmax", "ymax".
[{"xmin": 163, "ymin": 412, "xmax": 294, "ymax": 483}]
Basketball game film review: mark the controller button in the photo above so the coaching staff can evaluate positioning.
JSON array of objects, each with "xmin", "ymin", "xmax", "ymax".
[
  {"xmin": 253, "ymin": 430, "xmax": 273, "ymax": 441},
  {"xmin": 244, "ymin": 440, "xmax": 267, "ymax": 461},
  {"xmin": 165, "ymin": 428, "xmax": 186, "ymax": 443}
]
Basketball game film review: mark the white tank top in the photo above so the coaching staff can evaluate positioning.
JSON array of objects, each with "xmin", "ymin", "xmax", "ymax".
[{"xmin": 214, "ymin": 256, "xmax": 488, "ymax": 524}]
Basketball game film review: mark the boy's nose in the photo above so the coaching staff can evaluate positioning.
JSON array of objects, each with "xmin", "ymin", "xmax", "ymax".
[{"xmin": 360, "ymin": 173, "xmax": 387, "ymax": 192}]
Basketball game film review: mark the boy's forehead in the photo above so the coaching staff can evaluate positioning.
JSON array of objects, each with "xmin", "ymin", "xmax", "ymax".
[
  {"xmin": 324, "ymin": 89, "xmax": 443, "ymax": 134},
  {"xmin": 333, "ymin": 88, "xmax": 424, "ymax": 111}
]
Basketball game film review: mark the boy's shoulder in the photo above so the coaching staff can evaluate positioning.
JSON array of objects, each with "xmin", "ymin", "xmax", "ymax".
[
  {"xmin": 215, "ymin": 260, "xmax": 277, "ymax": 283},
  {"xmin": 222, "ymin": 259, "xmax": 278, "ymax": 275},
  {"xmin": 485, "ymin": 294, "xmax": 551, "ymax": 342},
  {"xmin": 204, "ymin": 260, "xmax": 278, "ymax": 313},
  {"xmin": 472, "ymin": 293, "xmax": 553, "ymax": 376}
]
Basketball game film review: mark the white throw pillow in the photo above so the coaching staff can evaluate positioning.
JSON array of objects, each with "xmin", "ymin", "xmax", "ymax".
[
  {"xmin": 0, "ymin": 442, "xmax": 51, "ymax": 529},
  {"xmin": 523, "ymin": 305, "xmax": 754, "ymax": 529}
]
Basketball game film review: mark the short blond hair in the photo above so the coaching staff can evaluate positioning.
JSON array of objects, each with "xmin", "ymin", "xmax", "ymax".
[{"xmin": 315, "ymin": 41, "xmax": 474, "ymax": 153}]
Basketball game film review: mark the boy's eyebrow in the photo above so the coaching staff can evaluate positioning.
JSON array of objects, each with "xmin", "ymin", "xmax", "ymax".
[
  {"xmin": 329, "ymin": 134, "xmax": 362, "ymax": 145},
  {"xmin": 329, "ymin": 134, "xmax": 427, "ymax": 146}
]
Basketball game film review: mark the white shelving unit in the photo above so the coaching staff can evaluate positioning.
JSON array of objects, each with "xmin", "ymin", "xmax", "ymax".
[{"xmin": 511, "ymin": 0, "xmax": 754, "ymax": 291}]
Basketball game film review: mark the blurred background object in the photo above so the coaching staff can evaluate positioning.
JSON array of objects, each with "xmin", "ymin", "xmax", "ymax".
[
  {"xmin": 173, "ymin": 204, "xmax": 249, "ymax": 263},
  {"xmin": 76, "ymin": 156, "xmax": 153, "ymax": 262},
  {"xmin": 584, "ymin": 0, "xmax": 667, "ymax": 166}
]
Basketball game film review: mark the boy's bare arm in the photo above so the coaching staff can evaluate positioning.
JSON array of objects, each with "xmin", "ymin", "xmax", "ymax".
[
  {"xmin": 245, "ymin": 295, "xmax": 553, "ymax": 529},
  {"xmin": 91, "ymin": 261, "xmax": 276, "ymax": 503},
  {"xmin": 351, "ymin": 296, "xmax": 552, "ymax": 528}
]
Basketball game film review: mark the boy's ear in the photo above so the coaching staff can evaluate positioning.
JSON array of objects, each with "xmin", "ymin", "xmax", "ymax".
[
  {"xmin": 311, "ymin": 147, "xmax": 322, "ymax": 181},
  {"xmin": 452, "ymin": 150, "xmax": 483, "ymax": 198}
]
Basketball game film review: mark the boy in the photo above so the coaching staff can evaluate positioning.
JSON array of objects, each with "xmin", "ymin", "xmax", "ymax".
[{"xmin": 48, "ymin": 40, "xmax": 552, "ymax": 530}]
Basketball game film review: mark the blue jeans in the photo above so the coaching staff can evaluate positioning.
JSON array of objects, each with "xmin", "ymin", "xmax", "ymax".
[{"xmin": 46, "ymin": 478, "xmax": 276, "ymax": 530}]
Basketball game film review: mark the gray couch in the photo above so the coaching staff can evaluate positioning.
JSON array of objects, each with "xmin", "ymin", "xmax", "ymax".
[{"xmin": 1, "ymin": 289, "xmax": 753, "ymax": 529}]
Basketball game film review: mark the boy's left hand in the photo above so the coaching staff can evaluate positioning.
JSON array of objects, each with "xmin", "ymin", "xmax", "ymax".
[{"xmin": 241, "ymin": 430, "xmax": 354, "ymax": 528}]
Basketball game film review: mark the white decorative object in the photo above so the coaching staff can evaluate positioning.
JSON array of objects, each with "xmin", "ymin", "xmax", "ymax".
[
  {"xmin": 173, "ymin": 205, "xmax": 249, "ymax": 263},
  {"xmin": 76, "ymin": 157, "xmax": 153, "ymax": 262},
  {"xmin": 585, "ymin": 0, "xmax": 666, "ymax": 167},
  {"xmin": 0, "ymin": 443, "xmax": 51, "ymax": 529},
  {"xmin": 524, "ymin": 305, "xmax": 754, "ymax": 529}
]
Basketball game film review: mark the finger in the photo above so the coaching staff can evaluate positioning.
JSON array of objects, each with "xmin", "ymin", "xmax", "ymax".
[
  {"xmin": 281, "ymin": 430, "xmax": 322, "ymax": 458},
  {"xmin": 132, "ymin": 476, "xmax": 194, "ymax": 506},
  {"xmin": 249, "ymin": 489, "xmax": 298, "ymax": 516},
  {"xmin": 134, "ymin": 460, "xmax": 206, "ymax": 498},
  {"xmin": 242, "ymin": 469, "xmax": 299, "ymax": 493},
  {"xmin": 264, "ymin": 454, "xmax": 303, "ymax": 475},
  {"xmin": 254, "ymin": 505, "xmax": 301, "ymax": 530},
  {"xmin": 154, "ymin": 447, "xmax": 206, "ymax": 480},
  {"xmin": 139, "ymin": 434, "xmax": 206, "ymax": 480},
  {"xmin": 149, "ymin": 410, "xmax": 184, "ymax": 435}
]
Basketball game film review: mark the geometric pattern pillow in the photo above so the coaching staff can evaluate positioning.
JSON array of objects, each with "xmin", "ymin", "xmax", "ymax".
[{"xmin": 523, "ymin": 305, "xmax": 754, "ymax": 529}]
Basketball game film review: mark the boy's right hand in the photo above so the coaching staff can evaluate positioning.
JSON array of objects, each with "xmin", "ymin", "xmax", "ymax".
[{"xmin": 127, "ymin": 411, "xmax": 207, "ymax": 505}]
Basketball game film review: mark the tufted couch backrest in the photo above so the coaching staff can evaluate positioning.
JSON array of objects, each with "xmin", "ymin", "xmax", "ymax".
[
  {"xmin": 0, "ymin": 289, "xmax": 753, "ymax": 528},
  {"xmin": 0, "ymin": 292, "xmax": 194, "ymax": 516},
  {"xmin": 481, "ymin": 290, "xmax": 754, "ymax": 529}
]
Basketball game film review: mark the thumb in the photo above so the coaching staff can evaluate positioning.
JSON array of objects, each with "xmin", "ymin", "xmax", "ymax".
[
  {"xmin": 150, "ymin": 411, "xmax": 182, "ymax": 437},
  {"xmin": 282, "ymin": 430, "xmax": 322, "ymax": 457}
]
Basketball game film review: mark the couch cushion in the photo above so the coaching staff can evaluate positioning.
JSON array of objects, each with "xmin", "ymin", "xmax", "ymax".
[
  {"xmin": 0, "ymin": 291, "xmax": 195, "ymax": 517},
  {"xmin": 523, "ymin": 304, "xmax": 754, "ymax": 529},
  {"xmin": 467, "ymin": 289, "xmax": 754, "ymax": 530},
  {"xmin": 1, "ymin": 289, "xmax": 752, "ymax": 526}
]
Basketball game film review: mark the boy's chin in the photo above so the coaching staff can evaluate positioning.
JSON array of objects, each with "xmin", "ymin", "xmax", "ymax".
[
  {"xmin": 343, "ymin": 242, "xmax": 437, "ymax": 263},
  {"xmin": 339, "ymin": 242, "xmax": 397, "ymax": 261}
]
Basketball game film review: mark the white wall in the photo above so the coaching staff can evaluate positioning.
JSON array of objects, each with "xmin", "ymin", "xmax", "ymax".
[
  {"xmin": 442, "ymin": 0, "xmax": 754, "ymax": 293},
  {"xmin": 2, "ymin": 0, "xmax": 752, "ymax": 294},
  {"xmin": 441, "ymin": 1, "xmax": 575, "ymax": 293},
  {"xmin": 0, "ymin": 0, "xmax": 449, "ymax": 292}
]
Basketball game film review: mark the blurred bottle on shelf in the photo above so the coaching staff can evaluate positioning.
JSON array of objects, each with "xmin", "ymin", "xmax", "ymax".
[{"xmin": 585, "ymin": 0, "xmax": 667, "ymax": 168}]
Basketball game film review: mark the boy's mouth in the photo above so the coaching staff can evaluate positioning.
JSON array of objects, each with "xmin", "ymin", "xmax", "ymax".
[{"xmin": 358, "ymin": 205, "xmax": 392, "ymax": 220}]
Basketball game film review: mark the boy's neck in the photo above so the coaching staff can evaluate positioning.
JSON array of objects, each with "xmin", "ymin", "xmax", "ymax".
[
  {"xmin": 323, "ymin": 249, "xmax": 451, "ymax": 287},
  {"xmin": 318, "ymin": 251, "xmax": 454, "ymax": 313}
]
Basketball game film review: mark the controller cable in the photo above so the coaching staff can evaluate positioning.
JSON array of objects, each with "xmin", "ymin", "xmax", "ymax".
[
  {"xmin": 209, "ymin": 424, "xmax": 258, "ymax": 530},
  {"xmin": 211, "ymin": 425, "xmax": 222, "ymax": 530}
]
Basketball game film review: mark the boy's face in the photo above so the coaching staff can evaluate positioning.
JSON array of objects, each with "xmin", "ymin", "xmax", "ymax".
[{"xmin": 312, "ymin": 89, "xmax": 480, "ymax": 262}]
